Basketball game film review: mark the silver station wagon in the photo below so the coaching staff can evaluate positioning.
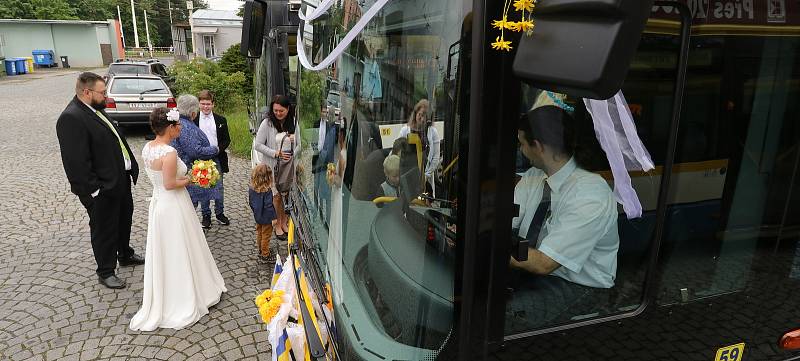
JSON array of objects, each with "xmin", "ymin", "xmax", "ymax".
[{"xmin": 104, "ymin": 75, "xmax": 176, "ymax": 126}]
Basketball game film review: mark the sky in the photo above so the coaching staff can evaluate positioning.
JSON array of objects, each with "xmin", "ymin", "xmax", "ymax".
[{"xmin": 205, "ymin": 0, "xmax": 244, "ymax": 11}]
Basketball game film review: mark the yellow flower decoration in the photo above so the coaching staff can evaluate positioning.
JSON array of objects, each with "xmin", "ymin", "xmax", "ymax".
[
  {"xmin": 255, "ymin": 294, "xmax": 268, "ymax": 307},
  {"xmin": 516, "ymin": 20, "xmax": 534, "ymax": 32},
  {"xmin": 513, "ymin": 0, "xmax": 534, "ymax": 12},
  {"xmin": 254, "ymin": 289, "xmax": 285, "ymax": 323},
  {"xmin": 492, "ymin": 16, "xmax": 510, "ymax": 30},
  {"xmin": 491, "ymin": 0, "xmax": 536, "ymax": 51},
  {"xmin": 491, "ymin": 37, "xmax": 513, "ymax": 51}
]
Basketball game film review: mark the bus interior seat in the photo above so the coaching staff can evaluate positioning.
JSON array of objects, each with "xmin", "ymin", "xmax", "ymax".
[
  {"xmin": 573, "ymin": 199, "xmax": 724, "ymax": 317},
  {"xmin": 354, "ymin": 148, "xmax": 391, "ymax": 201}
]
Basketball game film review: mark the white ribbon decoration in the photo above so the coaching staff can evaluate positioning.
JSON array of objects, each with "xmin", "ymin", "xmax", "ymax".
[
  {"xmin": 298, "ymin": 0, "xmax": 338, "ymax": 21},
  {"xmin": 297, "ymin": 0, "xmax": 392, "ymax": 71},
  {"xmin": 584, "ymin": 90, "xmax": 654, "ymax": 219}
]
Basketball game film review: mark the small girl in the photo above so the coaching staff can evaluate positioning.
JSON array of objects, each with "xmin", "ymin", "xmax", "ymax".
[
  {"xmin": 381, "ymin": 154, "xmax": 401, "ymax": 197},
  {"xmin": 249, "ymin": 164, "xmax": 278, "ymax": 260}
]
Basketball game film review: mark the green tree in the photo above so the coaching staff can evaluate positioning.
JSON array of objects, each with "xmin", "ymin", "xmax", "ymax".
[
  {"xmin": 170, "ymin": 58, "xmax": 246, "ymax": 112},
  {"xmin": 0, "ymin": 0, "xmax": 35, "ymax": 19},
  {"xmin": 69, "ymin": 0, "xmax": 114, "ymax": 21},
  {"xmin": 0, "ymin": 0, "xmax": 76, "ymax": 19},
  {"xmin": 218, "ymin": 43, "xmax": 252, "ymax": 97},
  {"xmin": 299, "ymin": 69, "xmax": 325, "ymax": 131}
]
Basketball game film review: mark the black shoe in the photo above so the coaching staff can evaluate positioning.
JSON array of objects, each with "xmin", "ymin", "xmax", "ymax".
[
  {"xmin": 98, "ymin": 275, "xmax": 127, "ymax": 289},
  {"xmin": 118, "ymin": 253, "xmax": 145, "ymax": 266},
  {"xmin": 216, "ymin": 213, "xmax": 230, "ymax": 226},
  {"xmin": 202, "ymin": 215, "xmax": 212, "ymax": 229}
]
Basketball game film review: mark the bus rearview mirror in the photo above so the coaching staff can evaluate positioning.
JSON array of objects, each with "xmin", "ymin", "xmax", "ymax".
[
  {"xmin": 241, "ymin": 0, "xmax": 266, "ymax": 58},
  {"xmin": 513, "ymin": 0, "xmax": 655, "ymax": 99}
]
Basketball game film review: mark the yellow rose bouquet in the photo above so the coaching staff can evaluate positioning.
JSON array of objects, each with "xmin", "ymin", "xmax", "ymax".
[
  {"xmin": 325, "ymin": 163, "xmax": 336, "ymax": 185},
  {"xmin": 190, "ymin": 160, "xmax": 220, "ymax": 188},
  {"xmin": 254, "ymin": 289, "xmax": 285, "ymax": 323}
]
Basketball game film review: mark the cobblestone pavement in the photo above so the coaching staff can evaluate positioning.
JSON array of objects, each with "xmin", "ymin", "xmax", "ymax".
[{"xmin": 0, "ymin": 69, "xmax": 280, "ymax": 360}]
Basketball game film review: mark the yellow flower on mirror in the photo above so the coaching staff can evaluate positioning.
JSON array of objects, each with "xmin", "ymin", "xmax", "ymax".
[
  {"xmin": 516, "ymin": 19, "xmax": 534, "ymax": 32},
  {"xmin": 513, "ymin": 0, "xmax": 535, "ymax": 12},
  {"xmin": 492, "ymin": 16, "xmax": 511, "ymax": 30},
  {"xmin": 506, "ymin": 21, "xmax": 521, "ymax": 31},
  {"xmin": 491, "ymin": 36, "xmax": 513, "ymax": 51}
]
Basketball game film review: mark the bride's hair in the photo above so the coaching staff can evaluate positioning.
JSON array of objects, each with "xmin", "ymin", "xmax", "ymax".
[
  {"xmin": 150, "ymin": 107, "xmax": 175, "ymax": 135},
  {"xmin": 251, "ymin": 164, "xmax": 273, "ymax": 193}
]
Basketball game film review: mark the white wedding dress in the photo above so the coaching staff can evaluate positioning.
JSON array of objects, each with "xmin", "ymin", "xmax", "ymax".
[{"xmin": 130, "ymin": 142, "xmax": 227, "ymax": 331}]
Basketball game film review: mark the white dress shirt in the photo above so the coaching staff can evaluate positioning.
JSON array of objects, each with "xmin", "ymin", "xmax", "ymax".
[
  {"xmin": 512, "ymin": 158, "xmax": 619, "ymax": 288},
  {"xmin": 318, "ymin": 120, "xmax": 327, "ymax": 152},
  {"xmin": 199, "ymin": 112, "xmax": 219, "ymax": 148}
]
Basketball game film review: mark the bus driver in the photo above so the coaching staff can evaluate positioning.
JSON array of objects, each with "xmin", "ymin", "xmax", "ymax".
[{"xmin": 507, "ymin": 105, "xmax": 620, "ymax": 332}]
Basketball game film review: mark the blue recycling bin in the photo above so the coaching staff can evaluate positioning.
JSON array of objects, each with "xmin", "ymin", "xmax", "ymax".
[
  {"xmin": 32, "ymin": 50, "xmax": 55, "ymax": 67},
  {"xmin": 4, "ymin": 59, "xmax": 17, "ymax": 75},
  {"xmin": 14, "ymin": 58, "xmax": 27, "ymax": 74}
]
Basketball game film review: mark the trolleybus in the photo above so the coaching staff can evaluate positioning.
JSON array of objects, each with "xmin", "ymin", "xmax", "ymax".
[{"xmin": 242, "ymin": 0, "xmax": 800, "ymax": 359}]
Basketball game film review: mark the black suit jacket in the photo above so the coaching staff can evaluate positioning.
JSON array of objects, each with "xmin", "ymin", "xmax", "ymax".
[
  {"xmin": 193, "ymin": 112, "xmax": 231, "ymax": 173},
  {"xmin": 56, "ymin": 96, "xmax": 139, "ymax": 197}
]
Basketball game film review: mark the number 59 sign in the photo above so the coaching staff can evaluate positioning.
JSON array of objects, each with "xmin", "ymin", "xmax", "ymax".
[{"xmin": 715, "ymin": 343, "xmax": 745, "ymax": 361}]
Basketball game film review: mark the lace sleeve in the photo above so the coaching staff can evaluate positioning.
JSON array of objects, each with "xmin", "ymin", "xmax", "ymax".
[{"xmin": 142, "ymin": 143, "xmax": 177, "ymax": 169}]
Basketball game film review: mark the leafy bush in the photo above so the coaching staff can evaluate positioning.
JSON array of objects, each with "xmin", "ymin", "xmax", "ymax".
[
  {"xmin": 218, "ymin": 43, "xmax": 253, "ymax": 98},
  {"xmin": 169, "ymin": 58, "xmax": 246, "ymax": 112},
  {"xmin": 299, "ymin": 69, "xmax": 325, "ymax": 131}
]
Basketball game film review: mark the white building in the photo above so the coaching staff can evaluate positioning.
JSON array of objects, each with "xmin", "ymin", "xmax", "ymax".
[{"xmin": 190, "ymin": 9, "xmax": 242, "ymax": 59}]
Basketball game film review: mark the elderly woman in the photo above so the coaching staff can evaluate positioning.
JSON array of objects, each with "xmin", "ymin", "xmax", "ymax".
[{"xmin": 170, "ymin": 94, "xmax": 220, "ymax": 229}]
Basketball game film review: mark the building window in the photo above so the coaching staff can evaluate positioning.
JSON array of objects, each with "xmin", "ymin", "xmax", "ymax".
[{"xmin": 203, "ymin": 35, "xmax": 216, "ymax": 58}]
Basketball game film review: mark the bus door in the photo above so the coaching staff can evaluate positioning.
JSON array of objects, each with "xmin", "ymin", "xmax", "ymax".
[{"xmin": 289, "ymin": 0, "xmax": 472, "ymax": 359}]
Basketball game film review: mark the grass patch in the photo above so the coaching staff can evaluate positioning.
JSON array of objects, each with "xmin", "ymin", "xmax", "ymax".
[{"xmin": 226, "ymin": 107, "xmax": 252, "ymax": 159}]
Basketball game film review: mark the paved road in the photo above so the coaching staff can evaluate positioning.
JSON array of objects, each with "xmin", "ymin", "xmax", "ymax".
[{"xmin": 0, "ymin": 69, "xmax": 277, "ymax": 360}]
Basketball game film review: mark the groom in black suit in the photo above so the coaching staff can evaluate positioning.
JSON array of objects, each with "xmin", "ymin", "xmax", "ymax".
[{"xmin": 56, "ymin": 72, "xmax": 145, "ymax": 289}]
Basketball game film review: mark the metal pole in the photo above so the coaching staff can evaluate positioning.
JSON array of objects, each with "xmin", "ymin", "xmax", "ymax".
[
  {"xmin": 187, "ymin": 0, "xmax": 194, "ymax": 58},
  {"xmin": 167, "ymin": 0, "xmax": 173, "ymax": 25},
  {"xmin": 117, "ymin": 5, "xmax": 126, "ymax": 49},
  {"xmin": 644, "ymin": 1, "xmax": 692, "ymax": 301},
  {"xmin": 144, "ymin": 10, "xmax": 153, "ymax": 57},
  {"xmin": 167, "ymin": 0, "xmax": 175, "ymax": 54},
  {"xmin": 130, "ymin": 0, "xmax": 140, "ymax": 48}
]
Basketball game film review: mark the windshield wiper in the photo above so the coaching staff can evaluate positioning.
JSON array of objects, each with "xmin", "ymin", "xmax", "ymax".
[{"xmin": 139, "ymin": 88, "xmax": 163, "ymax": 95}]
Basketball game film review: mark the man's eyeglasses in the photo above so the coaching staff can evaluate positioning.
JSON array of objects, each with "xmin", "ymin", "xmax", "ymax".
[{"xmin": 87, "ymin": 89, "xmax": 107, "ymax": 96}]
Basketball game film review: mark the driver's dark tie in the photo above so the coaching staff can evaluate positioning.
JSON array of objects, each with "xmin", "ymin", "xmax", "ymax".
[{"xmin": 526, "ymin": 181, "xmax": 552, "ymax": 243}]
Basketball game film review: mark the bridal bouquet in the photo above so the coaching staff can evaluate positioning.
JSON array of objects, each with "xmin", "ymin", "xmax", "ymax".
[
  {"xmin": 325, "ymin": 163, "xmax": 336, "ymax": 185},
  {"xmin": 190, "ymin": 160, "xmax": 220, "ymax": 188}
]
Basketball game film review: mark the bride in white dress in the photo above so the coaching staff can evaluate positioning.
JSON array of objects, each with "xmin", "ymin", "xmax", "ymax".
[{"xmin": 130, "ymin": 107, "xmax": 227, "ymax": 331}]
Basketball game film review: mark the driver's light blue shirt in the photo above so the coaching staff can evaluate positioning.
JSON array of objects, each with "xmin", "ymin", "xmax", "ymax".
[{"xmin": 513, "ymin": 158, "xmax": 619, "ymax": 288}]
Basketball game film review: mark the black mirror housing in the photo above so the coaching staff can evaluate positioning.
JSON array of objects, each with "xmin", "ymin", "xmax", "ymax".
[
  {"xmin": 513, "ymin": 0, "xmax": 655, "ymax": 99},
  {"xmin": 241, "ymin": 0, "xmax": 266, "ymax": 58}
]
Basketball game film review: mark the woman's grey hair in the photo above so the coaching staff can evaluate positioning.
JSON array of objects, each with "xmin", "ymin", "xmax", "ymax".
[{"xmin": 176, "ymin": 94, "xmax": 199, "ymax": 117}]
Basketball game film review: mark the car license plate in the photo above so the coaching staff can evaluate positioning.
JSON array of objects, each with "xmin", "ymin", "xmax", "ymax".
[{"xmin": 129, "ymin": 103, "xmax": 157, "ymax": 109}]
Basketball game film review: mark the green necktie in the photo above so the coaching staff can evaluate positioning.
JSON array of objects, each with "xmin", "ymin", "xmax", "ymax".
[{"xmin": 95, "ymin": 110, "xmax": 130, "ymax": 160}]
